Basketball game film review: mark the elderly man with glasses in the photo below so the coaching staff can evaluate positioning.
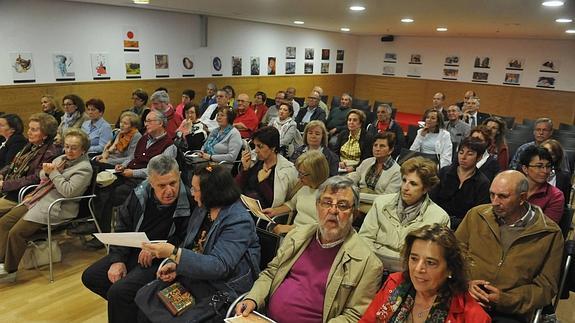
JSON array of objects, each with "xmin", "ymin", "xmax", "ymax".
[
  {"xmin": 294, "ymin": 91, "xmax": 327, "ymax": 132},
  {"xmin": 235, "ymin": 176, "xmax": 382, "ymax": 322}
]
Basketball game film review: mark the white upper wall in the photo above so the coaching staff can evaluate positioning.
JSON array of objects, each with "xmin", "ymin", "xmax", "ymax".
[
  {"xmin": 0, "ymin": 0, "xmax": 357, "ymax": 85},
  {"xmin": 356, "ymin": 35, "xmax": 575, "ymax": 92}
]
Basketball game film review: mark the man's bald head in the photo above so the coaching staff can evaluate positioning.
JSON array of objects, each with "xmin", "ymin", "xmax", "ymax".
[{"xmin": 490, "ymin": 170, "xmax": 529, "ymax": 222}]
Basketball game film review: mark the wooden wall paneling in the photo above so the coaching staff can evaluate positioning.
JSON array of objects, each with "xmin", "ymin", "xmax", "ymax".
[
  {"xmin": 0, "ymin": 74, "xmax": 356, "ymax": 126},
  {"xmin": 353, "ymin": 75, "xmax": 575, "ymax": 126}
]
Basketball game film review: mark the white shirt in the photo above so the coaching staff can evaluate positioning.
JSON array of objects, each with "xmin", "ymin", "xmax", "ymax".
[
  {"xmin": 199, "ymin": 103, "xmax": 220, "ymax": 132},
  {"xmin": 291, "ymin": 99, "xmax": 300, "ymax": 117}
]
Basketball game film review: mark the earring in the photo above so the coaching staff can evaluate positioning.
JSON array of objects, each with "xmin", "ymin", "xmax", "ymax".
[{"xmin": 448, "ymin": 274, "xmax": 452, "ymax": 279}]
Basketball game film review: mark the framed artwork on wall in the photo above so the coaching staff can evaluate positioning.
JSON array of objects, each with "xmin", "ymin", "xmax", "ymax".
[
  {"xmin": 267, "ymin": 57, "xmax": 276, "ymax": 75},
  {"xmin": 123, "ymin": 26, "xmax": 139, "ymax": 52},
  {"xmin": 321, "ymin": 49, "xmax": 330, "ymax": 60},
  {"xmin": 10, "ymin": 52, "xmax": 35, "ymax": 83},
  {"xmin": 286, "ymin": 62, "xmax": 295, "ymax": 74},
  {"xmin": 472, "ymin": 71, "xmax": 489, "ymax": 82},
  {"xmin": 336, "ymin": 50, "xmax": 344, "ymax": 61},
  {"xmin": 473, "ymin": 56, "xmax": 491, "ymax": 69},
  {"xmin": 211, "ymin": 56, "xmax": 223, "ymax": 76},
  {"xmin": 232, "ymin": 56, "xmax": 242, "ymax": 76},
  {"xmin": 539, "ymin": 60, "xmax": 559, "ymax": 73},
  {"xmin": 536, "ymin": 76, "xmax": 556, "ymax": 88},
  {"xmin": 383, "ymin": 64, "xmax": 395, "ymax": 76},
  {"xmin": 506, "ymin": 58, "xmax": 524, "ymax": 71},
  {"xmin": 442, "ymin": 68, "xmax": 458, "ymax": 80},
  {"xmin": 409, "ymin": 54, "xmax": 422, "ymax": 65},
  {"xmin": 407, "ymin": 66, "xmax": 421, "ymax": 77},
  {"xmin": 304, "ymin": 62, "xmax": 313, "ymax": 74},
  {"xmin": 305, "ymin": 48, "xmax": 314, "ymax": 60},
  {"xmin": 124, "ymin": 52, "xmax": 141, "ymax": 79},
  {"xmin": 444, "ymin": 55, "xmax": 459, "ymax": 67},
  {"xmin": 384, "ymin": 53, "xmax": 397, "ymax": 63},
  {"xmin": 53, "ymin": 53, "xmax": 75, "ymax": 81},
  {"xmin": 286, "ymin": 46, "xmax": 296, "ymax": 59},
  {"xmin": 155, "ymin": 54, "xmax": 169, "ymax": 78},
  {"xmin": 91, "ymin": 53, "xmax": 110, "ymax": 80},
  {"xmin": 335, "ymin": 62, "xmax": 343, "ymax": 73},
  {"xmin": 181, "ymin": 55, "xmax": 195, "ymax": 77},
  {"xmin": 321, "ymin": 63, "xmax": 329, "ymax": 74},
  {"xmin": 250, "ymin": 57, "xmax": 260, "ymax": 75}
]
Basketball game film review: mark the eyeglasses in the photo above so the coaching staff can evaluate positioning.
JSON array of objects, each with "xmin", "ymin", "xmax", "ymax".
[
  {"xmin": 527, "ymin": 164, "xmax": 553, "ymax": 170},
  {"xmin": 144, "ymin": 119, "xmax": 160, "ymax": 123},
  {"xmin": 298, "ymin": 172, "xmax": 310, "ymax": 178},
  {"xmin": 64, "ymin": 145, "xmax": 82, "ymax": 151},
  {"xmin": 318, "ymin": 199, "xmax": 353, "ymax": 212}
]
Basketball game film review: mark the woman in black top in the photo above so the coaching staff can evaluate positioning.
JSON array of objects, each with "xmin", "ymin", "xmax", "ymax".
[{"xmin": 0, "ymin": 114, "xmax": 27, "ymax": 169}]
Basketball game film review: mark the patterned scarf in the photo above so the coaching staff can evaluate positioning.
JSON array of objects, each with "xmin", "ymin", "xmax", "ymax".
[
  {"xmin": 22, "ymin": 157, "xmax": 70, "ymax": 209},
  {"xmin": 203, "ymin": 125, "xmax": 233, "ymax": 155},
  {"xmin": 5, "ymin": 143, "xmax": 44, "ymax": 181},
  {"xmin": 112, "ymin": 127, "xmax": 138, "ymax": 153},
  {"xmin": 61, "ymin": 111, "xmax": 82, "ymax": 129},
  {"xmin": 375, "ymin": 277, "xmax": 451, "ymax": 323},
  {"xmin": 397, "ymin": 194, "xmax": 425, "ymax": 225}
]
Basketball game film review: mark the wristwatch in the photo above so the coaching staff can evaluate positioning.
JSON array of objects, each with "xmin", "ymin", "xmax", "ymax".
[{"xmin": 169, "ymin": 246, "xmax": 179, "ymax": 261}]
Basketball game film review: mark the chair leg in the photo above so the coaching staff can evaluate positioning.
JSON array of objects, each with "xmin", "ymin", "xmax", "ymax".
[
  {"xmin": 47, "ymin": 222, "xmax": 53, "ymax": 283},
  {"xmin": 88, "ymin": 197, "xmax": 108, "ymax": 254},
  {"xmin": 531, "ymin": 308, "xmax": 542, "ymax": 323},
  {"xmin": 554, "ymin": 254, "xmax": 573, "ymax": 310}
]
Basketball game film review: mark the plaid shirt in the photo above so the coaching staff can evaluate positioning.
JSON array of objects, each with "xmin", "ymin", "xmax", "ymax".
[{"xmin": 340, "ymin": 129, "xmax": 362, "ymax": 165}]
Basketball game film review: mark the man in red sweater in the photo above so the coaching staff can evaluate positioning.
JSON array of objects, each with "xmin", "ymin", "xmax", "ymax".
[{"xmin": 234, "ymin": 93, "xmax": 259, "ymax": 139}]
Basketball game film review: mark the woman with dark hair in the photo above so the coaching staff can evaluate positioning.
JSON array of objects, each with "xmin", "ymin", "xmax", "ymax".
[
  {"xmin": 360, "ymin": 224, "xmax": 490, "ymax": 322},
  {"xmin": 359, "ymin": 157, "xmax": 449, "ymax": 271},
  {"xmin": 348, "ymin": 132, "xmax": 402, "ymax": 213},
  {"xmin": 197, "ymin": 106, "xmax": 242, "ymax": 168},
  {"xmin": 56, "ymin": 94, "xmax": 88, "ymax": 144},
  {"xmin": 541, "ymin": 139, "xmax": 571, "ymax": 205},
  {"xmin": 252, "ymin": 91, "xmax": 268, "ymax": 124},
  {"xmin": 430, "ymin": 137, "xmax": 491, "ymax": 230},
  {"xmin": 236, "ymin": 126, "xmax": 298, "ymax": 208},
  {"xmin": 336, "ymin": 109, "xmax": 373, "ymax": 172},
  {"xmin": 0, "ymin": 128, "xmax": 93, "ymax": 282},
  {"xmin": 482, "ymin": 116, "xmax": 509, "ymax": 171},
  {"xmin": 410, "ymin": 108, "xmax": 452, "ymax": 168},
  {"xmin": 41, "ymin": 95, "xmax": 64, "ymax": 124},
  {"xmin": 222, "ymin": 85, "xmax": 237, "ymax": 108},
  {"xmin": 81, "ymin": 98, "xmax": 113, "ymax": 155},
  {"xmin": 291, "ymin": 120, "xmax": 339, "ymax": 176},
  {"xmin": 0, "ymin": 113, "xmax": 60, "ymax": 216},
  {"xmin": 269, "ymin": 101, "xmax": 302, "ymax": 158},
  {"xmin": 468, "ymin": 126, "xmax": 501, "ymax": 182},
  {"xmin": 0, "ymin": 114, "xmax": 27, "ymax": 169},
  {"xmin": 175, "ymin": 89, "xmax": 195, "ymax": 120},
  {"xmin": 137, "ymin": 165, "xmax": 260, "ymax": 322},
  {"xmin": 175, "ymin": 103, "xmax": 207, "ymax": 152}
]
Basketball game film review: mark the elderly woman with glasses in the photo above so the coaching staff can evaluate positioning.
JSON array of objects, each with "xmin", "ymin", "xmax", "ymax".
[
  {"xmin": 263, "ymin": 150, "xmax": 330, "ymax": 235},
  {"xmin": 360, "ymin": 224, "xmax": 490, "ymax": 323},
  {"xmin": 359, "ymin": 157, "xmax": 450, "ymax": 271},
  {"xmin": 518, "ymin": 145, "xmax": 564, "ymax": 223},
  {"xmin": 55, "ymin": 94, "xmax": 88, "ymax": 144}
]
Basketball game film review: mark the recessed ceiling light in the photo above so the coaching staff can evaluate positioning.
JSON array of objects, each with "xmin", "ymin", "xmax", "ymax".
[
  {"xmin": 349, "ymin": 6, "xmax": 366, "ymax": 11},
  {"xmin": 542, "ymin": 1, "xmax": 564, "ymax": 7},
  {"xmin": 340, "ymin": 27, "xmax": 351, "ymax": 32},
  {"xmin": 566, "ymin": 29, "xmax": 575, "ymax": 33},
  {"xmin": 133, "ymin": 0, "xmax": 149, "ymax": 4},
  {"xmin": 401, "ymin": 18, "xmax": 414, "ymax": 23},
  {"xmin": 556, "ymin": 18, "xmax": 573, "ymax": 23},
  {"xmin": 293, "ymin": 20, "xmax": 304, "ymax": 25},
  {"xmin": 436, "ymin": 27, "xmax": 448, "ymax": 32}
]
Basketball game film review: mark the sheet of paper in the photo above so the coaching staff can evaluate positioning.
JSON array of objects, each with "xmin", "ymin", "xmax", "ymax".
[
  {"xmin": 224, "ymin": 311, "xmax": 277, "ymax": 323},
  {"xmin": 240, "ymin": 194, "xmax": 275, "ymax": 223},
  {"xmin": 93, "ymin": 232, "xmax": 166, "ymax": 248}
]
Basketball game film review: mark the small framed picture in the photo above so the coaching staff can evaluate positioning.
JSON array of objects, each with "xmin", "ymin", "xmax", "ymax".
[
  {"xmin": 537, "ymin": 76, "xmax": 556, "ymax": 88},
  {"xmin": 286, "ymin": 46, "xmax": 296, "ymax": 59},
  {"xmin": 383, "ymin": 64, "xmax": 395, "ymax": 76},
  {"xmin": 409, "ymin": 54, "xmax": 422, "ymax": 65},
  {"xmin": 336, "ymin": 50, "xmax": 344, "ymax": 61},
  {"xmin": 506, "ymin": 58, "xmax": 525, "ymax": 71},
  {"xmin": 444, "ymin": 55, "xmax": 459, "ymax": 67},
  {"xmin": 540, "ymin": 60, "xmax": 559, "ymax": 73},
  {"xmin": 503, "ymin": 72, "xmax": 521, "ymax": 85},
  {"xmin": 472, "ymin": 71, "xmax": 489, "ymax": 83},
  {"xmin": 321, "ymin": 49, "xmax": 330, "ymax": 60},
  {"xmin": 473, "ymin": 56, "xmax": 491, "ymax": 69},
  {"xmin": 442, "ymin": 68, "xmax": 458, "ymax": 80},
  {"xmin": 335, "ymin": 62, "xmax": 343, "ymax": 73},
  {"xmin": 384, "ymin": 53, "xmax": 397, "ymax": 63},
  {"xmin": 305, "ymin": 48, "xmax": 314, "ymax": 60}
]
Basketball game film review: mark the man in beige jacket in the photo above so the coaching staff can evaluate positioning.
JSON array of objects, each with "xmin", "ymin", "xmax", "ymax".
[{"xmin": 236, "ymin": 176, "xmax": 382, "ymax": 322}]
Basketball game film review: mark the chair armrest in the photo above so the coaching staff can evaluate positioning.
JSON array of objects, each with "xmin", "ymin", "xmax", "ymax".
[{"xmin": 18, "ymin": 184, "xmax": 40, "ymax": 203}]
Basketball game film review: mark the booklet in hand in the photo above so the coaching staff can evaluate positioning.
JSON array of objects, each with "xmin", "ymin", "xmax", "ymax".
[{"xmin": 240, "ymin": 194, "xmax": 275, "ymax": 223}]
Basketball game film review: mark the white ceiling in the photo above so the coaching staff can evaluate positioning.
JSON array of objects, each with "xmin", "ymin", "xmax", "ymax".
[{"xmin": 68, "ymin": 0, "xmax": 575, "ymax": 39}]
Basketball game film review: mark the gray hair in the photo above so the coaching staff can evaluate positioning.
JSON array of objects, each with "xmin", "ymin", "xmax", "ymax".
[
  {"xmin": 147, "ymin": 109, "xmax": 167, "ymax": 127},
  {"xmin": 148, "ymin": 155, "xmax": 179, "ymax": 176},
  {"xmin": 469, "ymin": 97, "xmax": 480, "ymax": 107},
  {"xmin": 316, "ymin": 176, "xmax": 360, "ymax": 210},
  {"xmin": 151, "ymin": 90, "xmax": 170, "ymax": 104},
  {"xmin": 342, "ymin": 93, "xmax": 353, "ymax": 102},
  {"xmin": 377, "ymin": 103, "xmax": 393, "ymax": 114},
  {"xmin": 535, "ymin": 117, "xmax": 553, "ymax": 129},
  {"xmin": 207, "ymin": 83, "xmax": 217, "ymax": 90}
]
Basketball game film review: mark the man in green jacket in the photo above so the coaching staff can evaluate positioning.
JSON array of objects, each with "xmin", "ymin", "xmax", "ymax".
[
  {"xmin": 236, "ymin": 176, "xmax": 383, "ymax": 322},
  {"xmin": 455, "ymin": 170, "xmax": 564, "ymax": 322}
]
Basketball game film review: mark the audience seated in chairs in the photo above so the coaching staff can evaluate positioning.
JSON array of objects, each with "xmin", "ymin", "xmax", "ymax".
[
  {"xmin": 135, "ymin": 164, "xmax": 261, "ymax": 323},
  {"xmin": 0, "ymin": 114, "xmax": 27, "ymax": 169},
  {"xmin": 483, "ymin": 116, "xmax": 509, "ymax": 171},
  {"xmin": 518, "ymin": 145, "xmax": 564, "ymax": 223},
  {"xmin": 94, "ymin": 111, "xmax": 143, "ymax": 167},
  {"xmin": 90, "ymin": 110, "xmax": 177, "ymax": 247},
  {"xmin": 56, "ymin": 94, "xmax": 88, "ymax": 144},
  {"xmin": 268, "ymin": 101, "xmax": 301, "ymax": 158},
  {"xmin": 174, "ymin": 103, "xmax": 207, "ymax": 152},
  {"xmin": 366, "ymin": 103, "xmax": 405, "ymax": 159},
  {"xmin": 326, "ymin": 93, "xmax": 353, "ymax": 147},
  {"xmin": 194, "ymin": 106, "xmax": 242, "ymax": 171},
  {"xmin": 359, "ymin": 157, "xmax": 450, "ymax": 272},
  {"xmin": 360, "ymin": 224, "xmax": 490, "ymax": 323},
  {"xmin": 81, "ymin": 98, "xmax": 113, "ymax": 156},
  {"xmin": 199, "ymin": 90, "xmax": 231, "ymax": 133},
  {"xmin": 430, "ymin": 137, "xmax": 491, "ymax": 230},
  {"xmin": 235, "ymin": 176, "xmax": 383, "ymax": 322},
  {"xmin": 290, "ymin": 120, "xmax": 339, "ymax": 176},
  {"xmin": 149, "ymin": 90, "xmax": 183, "ymax": 140},
  {"xmin": 294, "ymin": 91, "xmax": 327, "ymax": 132},
  {"xmin": 510, "ymin": 118, "xmax": 570, "ymax": 174},
  {"xmin": 336, "ymin": 109, "xmax": 373, "ymax": 172},
  {"xmin": 445, "ymin": 104, "xmax": 471, "ymax": 150},
  {"xmin": 348, "ymin": 132, "xmax": 402, "ymax": 214},
  {"xmin": 233, "ymin": 93, "xmax": 259, "ymax": 139},
  {"xmin": 0, "ymin": 113, "xmax": 60, "ymax": 216},
  {"xmin": 236, "ymin": 126, "xmax": 298, "ymax": 209},
  {"xmin": 263, "ymin": 150, "xmax": 330, "ymax": 235},
  {"xmin": 455, "ymin": 170, "xmax": 564, "ymax": 322},
  {"xmin": 0, "ymin": 128, "xmax": 93, "ymax": 283},
  {"xmin": 82, "ymin": 155, "xmax": 192, "ymax": 323},
  {"xmin": 261, "ymin": 91, "xmax": 285, "ymax": 126},
  {"xmin": 41, "ymin": 94, "xmax": 64, "ymax": 125},
  {"xmin": 409, "ymin": 108, "xmax": 452, "ymax": 168},
  {"xmin": 469, "ymin": 126, "xmax": 501, "ymax": 182},
  {"xmin": 541, "ymin": 139, "xmax": 572, "ymax": 205}
]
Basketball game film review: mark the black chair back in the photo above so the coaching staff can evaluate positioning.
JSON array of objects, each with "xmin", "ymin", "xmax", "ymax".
[
  {"xmin": 265, "ymin": 97, "xmax": 275, "ymax": 107},
  {"xmin": 559, "ymin": 123, "xmax": 575, "ymax": 132},
  {"xmin": 406, "ymin": 125, "xmax": 419, "ymax": 148},
  {"xmin": 293, "ymin": 97, "xmax": 305, "ymax": 107},
  {"xmin": 331, "ymin": 96, "xmax": 341, "ymax": 108},
  {"xmin": 559, "ymin": 207, "xmax": 574, "ymax": 240},
  {"xmin": 396, "ymin": 148, "xmax": 439, "ymax": 166},
  {"xmin": 256, "ymin": 228, "xmax": 281, "ymax": 270},
  {"xmin": 522, "ymin": 118, "xmax": 536, "ymax": 127},
  {"xmin": 320, "ymin": 95, "xmax": 328, "ymax": 104}
]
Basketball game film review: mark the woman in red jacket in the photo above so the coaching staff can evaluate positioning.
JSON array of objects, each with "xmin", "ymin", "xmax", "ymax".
[{"xmin": 360, "ymin": 224, "xmax": 491, "ymax": 323}]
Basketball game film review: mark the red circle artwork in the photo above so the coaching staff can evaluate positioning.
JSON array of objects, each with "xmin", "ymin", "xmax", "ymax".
[{"xmin": 127, "ymin": 31, "xmax": 134, "ymax": 39}]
